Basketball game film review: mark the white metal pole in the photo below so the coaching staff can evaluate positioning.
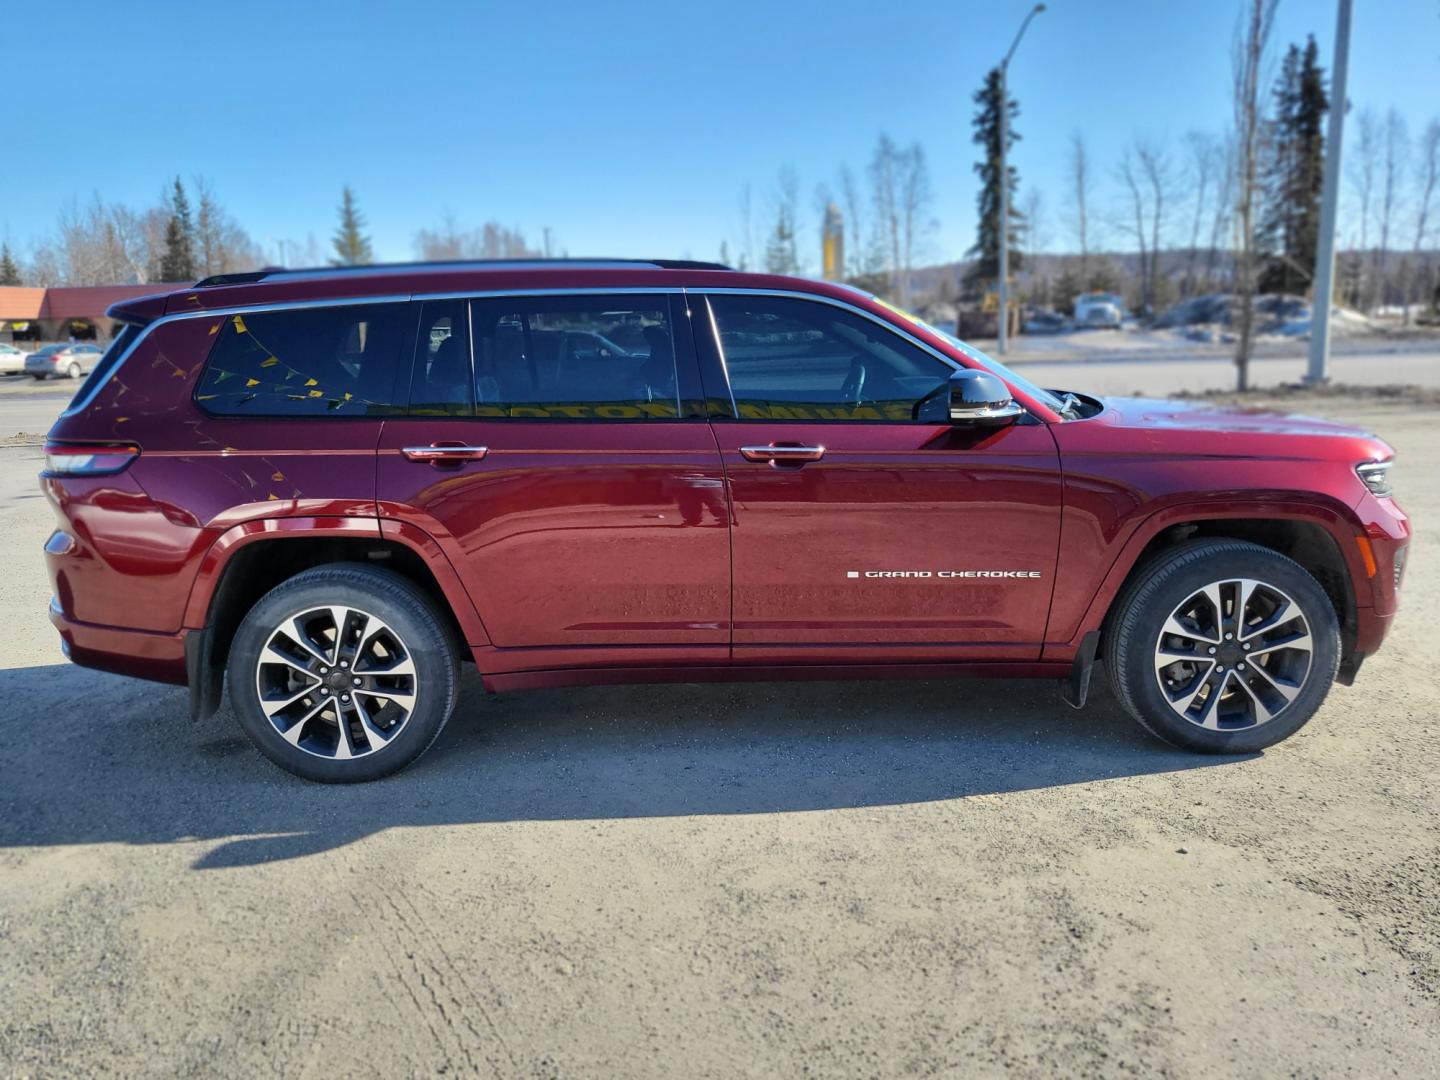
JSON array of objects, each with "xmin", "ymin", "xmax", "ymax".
[{"xmin": 1306, "ymin": 0, "xmax": 1352, "ymax": 384}]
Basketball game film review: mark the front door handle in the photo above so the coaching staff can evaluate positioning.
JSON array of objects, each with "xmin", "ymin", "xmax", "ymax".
[
  {"xmin": 739, "ymin": 444, "xmax": 825, "ymax": 464},
  {"xmin": 401, "ymin": 443, "xmax": 489, "ymax": 465}
]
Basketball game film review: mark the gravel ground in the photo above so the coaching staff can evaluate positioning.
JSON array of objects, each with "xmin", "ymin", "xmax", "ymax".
[{"xmin": 0, "ymin": 397, "xmax": 1436, "ymax": 1078}]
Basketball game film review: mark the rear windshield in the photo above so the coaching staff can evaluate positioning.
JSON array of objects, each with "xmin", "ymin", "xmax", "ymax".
[{"xmin": 194, "ymin": 303, "xmax": 413, "ymax": 416}]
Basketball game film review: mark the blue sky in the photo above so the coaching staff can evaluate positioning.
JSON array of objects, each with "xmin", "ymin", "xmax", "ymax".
[{"xmin": 5, "ymin": 0, "xmax": 1438, "ymax": 268}]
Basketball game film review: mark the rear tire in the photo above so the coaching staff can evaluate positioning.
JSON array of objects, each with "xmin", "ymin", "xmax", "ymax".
[
  {"xmin": 1105, "ymin": 540, "xmax": 1340, "ymax": 753},
  {"xmin": 66, "ymin": 362, "xmax": 81, "ymax": 379},
  {"xmin": 227, "ymin": 563, "xmax": 460, "ymax": 782}
]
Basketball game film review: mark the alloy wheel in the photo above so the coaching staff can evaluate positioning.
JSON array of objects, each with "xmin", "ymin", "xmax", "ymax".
[
  {"xmin": 1153, "ymin": 578, "xmax": 1313, "ymax": 731},
  {"xmin": 254, "ymin": 605, "xmax": 418, "ymax": 759}
]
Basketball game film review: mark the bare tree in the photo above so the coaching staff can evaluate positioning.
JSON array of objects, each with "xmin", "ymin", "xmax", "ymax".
[
  {"xmin": 1407, "ymin": 118, "xmax": 1440, "ymax": 321},
  {"xmin": 1116, "ymin": 146, "xmax": 1150, "ymax": 313},
  {"xmin": 1066, "ymin": 132, "xmax": 1093, "ymax": 276},
  {"xmin": 1136, "ymin": 138, "xmax": 1173, "ymax": 312},
  {"xmin": 737, "ymin": 183, "xmax": 754, "ymax": 271},
  {"xmin": 1205, "ymin": 136, "xmax": 1238, "ymax": 288},
  {"xmin": 1376, "ymin": 108, "xmax": 1410, "ymax": 309},
  {"xmin": 1347, "ymin": 107, "xmax": 1379, "ymax": 307},
  {"xmin": 763, "ymin": 168, "xmax": 801, "ymax": 276},
  {"xmin": 865, "ymin": 134, "xmax": 933, "ymax": 305},
  {"xmin": 839, "ymin": 164, "xmax": 869, "ymax": 277},
  {"xmin": 1182, "ymin": 132, "xmax": 1222, "ymax": 295},
  {"xmin": 1231, "ymin": 0, "xmax": 1279, "ymax": 391},
  {"xmin": 191, "ymin": 177, "xmax": 263, "ymax": 278},
  {"xmin": 413, "ymin": 216, "xmax": 540, "ymax": 260}
]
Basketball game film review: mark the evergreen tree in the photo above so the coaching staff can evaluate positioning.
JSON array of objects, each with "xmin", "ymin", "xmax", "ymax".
[
  {"xmin": 158, "ymin": 177, "xmax": 198, "ymax": 282},
  {"xmin": 0, "ymin": 243, "xmax": 20, "ymax": 286},
  {"xmin": 331, "ymin": 186, "xmax": 373, "ymax": 266},
  {"xmin": 1259, "ymin": 36, "xmax": 1328, "ymax": 295},
  {"xmin": 967, "ymin": 67, "xmax": 1024, "ymax": 288}
]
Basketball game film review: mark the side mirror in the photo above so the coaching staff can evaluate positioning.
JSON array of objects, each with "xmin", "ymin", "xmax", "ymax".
[{"xmin": 949, "ymin": 368, "xmax": 1024, "ymax": 426}]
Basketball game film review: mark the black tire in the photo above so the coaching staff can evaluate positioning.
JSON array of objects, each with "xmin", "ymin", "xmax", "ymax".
[
  {"xmin": 1104, "ymin": 539, "xmax": 1340, "ymax": 753},
  {"xmin": 31, "ymin": 374, "xmax": 46, "ymax": 381},
  {"xmin": 227, "ymin": 563, "xmax": 460, "ymax": 782}
]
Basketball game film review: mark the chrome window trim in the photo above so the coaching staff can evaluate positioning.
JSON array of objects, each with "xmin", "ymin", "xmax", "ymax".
[{"xmin": 63, "ymin": 284, "xmax": 1033, "ymax": 420}]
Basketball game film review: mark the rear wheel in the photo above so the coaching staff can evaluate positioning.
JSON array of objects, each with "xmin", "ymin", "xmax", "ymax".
[
  {"xmin": 66, "ymin": 362, "xmax": 81, "ymax": 378},
  {"xmin": 1105, "ymin": 540, "xmax": 1340, "ymax": 753},
  {"xmin": 227, "ymin": 564, "xmax": 460, "ymax": 782}
]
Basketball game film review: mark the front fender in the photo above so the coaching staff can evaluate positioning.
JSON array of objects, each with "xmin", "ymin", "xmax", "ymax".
[{"xmin": 1044, "ymin": 495, "xmax": 1370, "ymax": 660}]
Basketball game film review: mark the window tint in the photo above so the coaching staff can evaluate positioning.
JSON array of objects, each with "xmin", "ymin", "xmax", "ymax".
[
  {"xmin": 708, "ymin": 295, "xmax": 952, "ymax": 421},
  {"xmin": 469, "ymin": 295, "xmax": 680, "ymax": 419},
  {"xmin": 195, "ymin": 303, "xmax": 412, "ymax": 416},
  {"xmin": 409, "ymin": 300, "xmax": 471, "ymax": 416}
]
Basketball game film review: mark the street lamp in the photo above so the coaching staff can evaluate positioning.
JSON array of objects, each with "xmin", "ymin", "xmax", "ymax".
[{"xmin": 996, "ymin": 2, "xmax": 1045, "ymax": 356}]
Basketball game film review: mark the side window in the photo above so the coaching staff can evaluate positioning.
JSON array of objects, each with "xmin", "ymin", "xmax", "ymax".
[
  {"xmin": 195, "ymin": 303, "xmax": 412, "ymax": 416},
  {"xmin": 469, "ymin": 295, "xmax": 680, "ymax": 419},
  {"xmin": 708, "ymin": 295, "xmax": 951, "ymax": 421},
  {"xmin": 409, "ymin": 300, "xmax": 471, "ymax": 416}
]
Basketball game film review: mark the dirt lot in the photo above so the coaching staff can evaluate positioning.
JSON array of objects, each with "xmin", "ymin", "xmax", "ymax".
[{"xmin": 1, "ymin": 394, "xmax": 1436, "ymax": 1078}]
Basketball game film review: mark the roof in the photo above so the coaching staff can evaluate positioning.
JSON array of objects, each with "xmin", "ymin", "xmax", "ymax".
[{"xmin": 0, "ymin": 284, "xmax": 184, "ymax": 322}]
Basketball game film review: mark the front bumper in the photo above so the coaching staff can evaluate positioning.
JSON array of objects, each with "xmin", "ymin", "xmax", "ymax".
[{"xmin": 49, "ymin": 597, "xmax": 188, "ymax": 685}]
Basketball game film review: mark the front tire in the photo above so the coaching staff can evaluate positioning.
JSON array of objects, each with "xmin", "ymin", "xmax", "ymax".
[
  {"xmin": 227, "ymin": 564, "xmax": 460, "ymax": 782},
  {"xmin": 1105, "ymin": 540, "xmax": 1340, "ymax": 753}
]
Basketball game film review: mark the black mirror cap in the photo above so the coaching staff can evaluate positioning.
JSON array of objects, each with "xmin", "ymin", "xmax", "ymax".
[{"xmin": 949, "ymin": 369, "xmax": 1024, "ymax": 426}]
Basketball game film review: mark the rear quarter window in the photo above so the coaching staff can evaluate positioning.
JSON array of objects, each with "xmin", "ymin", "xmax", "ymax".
[{"xmin": 194, "ymin": 303, "xmax": 414, "ymax": 416}]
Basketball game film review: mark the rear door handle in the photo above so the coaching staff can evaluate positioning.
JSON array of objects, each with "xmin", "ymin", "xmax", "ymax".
[
  {"xmin": 401, "ymin": 443, "xmax": 489, "ymax": 464},
  {"xmin": 739, "ymin": 444, "xmax": 825, "ymax": 464}
]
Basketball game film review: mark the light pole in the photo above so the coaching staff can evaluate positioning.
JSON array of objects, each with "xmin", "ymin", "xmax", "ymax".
[
  {"xmin": 996, "ymin": 2, "xmax": 1045, "ymax": 355},
  {"xmin": 1306, "ymin": 0, "xmax": 1352, "ymax": 384}
]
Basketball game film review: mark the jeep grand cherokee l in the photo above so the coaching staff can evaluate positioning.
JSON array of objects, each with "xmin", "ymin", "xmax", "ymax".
[{"xmin": 41, "ymin": 260, "xmax": 1409, "ymax": 782}]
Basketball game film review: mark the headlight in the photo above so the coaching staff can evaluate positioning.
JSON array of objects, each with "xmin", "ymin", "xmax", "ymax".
[{"xmin": 1356, "ymin": 459, "xmax": 1394, "ymax": 498}]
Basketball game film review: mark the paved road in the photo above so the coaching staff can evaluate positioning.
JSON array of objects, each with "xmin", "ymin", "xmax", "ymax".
[
  {"xmin": 1009, "ymin": 344, "xmax": 1440, "ymax": 396},
  {"xmin": 0, "ymin": 376, "xmax": 77, "ymax": 441},
  {"xmin": 0, "ymin": 397, "xmax": 1436, "ymax": 1076}
]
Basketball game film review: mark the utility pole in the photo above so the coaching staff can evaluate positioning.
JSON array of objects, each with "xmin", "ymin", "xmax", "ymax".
[
  {"xmin": 1306, "ymin": 0, "xmax": 1352, "ymax": 384},
  {"xmin": 996, "ymin": 3, "xmax": 1045, "ymax": 355}
]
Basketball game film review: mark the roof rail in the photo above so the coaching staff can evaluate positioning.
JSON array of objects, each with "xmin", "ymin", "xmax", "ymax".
[{"xmin": 192, "ymin": 258, "xmax": 733, "ymax": 289}]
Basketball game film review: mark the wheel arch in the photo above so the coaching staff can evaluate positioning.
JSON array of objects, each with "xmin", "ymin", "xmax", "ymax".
[
  {"xmin": 1061, "ymin": 503, "xmax": 1365, "ymax": 664},
  {"xmin": 182, "ymin": 518, "xmax": 488, "ymax": 719}
]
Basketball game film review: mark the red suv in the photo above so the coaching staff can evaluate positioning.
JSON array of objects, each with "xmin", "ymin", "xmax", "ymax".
[{"xmin": 42, "ymin": 261, "xmax": 1409, "ymax": 781}]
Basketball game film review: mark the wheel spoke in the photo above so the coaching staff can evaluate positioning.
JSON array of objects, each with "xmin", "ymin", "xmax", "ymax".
[
  {"xmin": 356, "ymin": 653, "xmax": 415, "ymax": 678},
  {"xmin": 259, "ymin": 682, "xmax": 319, "ymax": 718},
  {"xmin": 353, "ymin": 696, "xmax": 394, "ymax": 751},
  {"xmin": 1246, "ymin": 658, "xmax": 1303, "ymax": 703},
  {"xmin": 1230, "ymin": 674, "xmax": 1275, "ymax": 724},
  {"xmin": 332, "ymin": 700, "xmax": 358, "ymax": 759},
  {"xmin": 284, "ymin": 616, "xmax": 332, "ymax": 667},
  {"xmin": 1191, "ymin": 669, "xmax": 1227, "ymax": 730},
  {"xmin": 1203, "ymin": 582, "xmax": 1227, "ymax": 636},
  {"xmin": 280, "ymin": 697, "xmax": 331, "ymax": 746},
  {"xmin": 1246, "ymin": 629, "xmax": 1312, "ymax": 659},
  {"xmin": 1168, "ymin": 661, "xmax": 1217, "ymax": 711},
  {"xmin": 1240, "ymin": 597, "xmax": 1294, "ymax": 641},
  {"xmin": 260, "ymin": 644, "xmax": 320, "ymax": 681},
  {"xmin": 358, "ymin": 686, "xmax": 416, "ymax": 710}
]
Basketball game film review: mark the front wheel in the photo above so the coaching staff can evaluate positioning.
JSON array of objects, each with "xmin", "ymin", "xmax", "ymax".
[
  {"xmin": 66, "ymin": 362, "xmax": 81, "ymax": 378},
  {"xmin": 227, "ymin": 564, "xmax": 460, "ymax": 782},
  {"xmin": 1105, "ymin": 540, "xmax": 1340, "ymax": 753}
]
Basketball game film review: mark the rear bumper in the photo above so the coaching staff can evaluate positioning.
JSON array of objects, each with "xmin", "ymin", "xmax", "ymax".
[{"xmin": 49, "ymin": 597, "xmax": 188, "ymax": 685}]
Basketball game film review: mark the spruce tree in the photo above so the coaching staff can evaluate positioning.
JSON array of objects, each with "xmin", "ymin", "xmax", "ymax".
[
  {"xmin": 1259, "ymin": 37, "xmax": 1328, "ymax": 295},
  {"xmin": 331, "ymin": 186, "xmax": 373, "ymax": 266},
  {"xmin": 158, "ymin": 177, "xmax": 198, "ymax": 282},
  {"xmin": 967, "ymin": 67, "xmax": 1024, "ymax": 289},
  {"xmin": 0, "ymin": 243, "xmax": 20, "ymax": 286}
]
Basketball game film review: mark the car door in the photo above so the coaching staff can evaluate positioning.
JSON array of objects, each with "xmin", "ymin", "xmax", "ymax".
[
  {"xmin": 376, "ymin": 292, "xmax": 730, "ymax": 671},
  {"xmin": 695, "ymin": 290, "xmax": 1062, "ymax": 664}
]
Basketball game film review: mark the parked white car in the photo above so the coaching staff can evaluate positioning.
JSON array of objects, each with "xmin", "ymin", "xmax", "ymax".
[
  {"xmin": 0, "ymin": 342, "xmax": 30, "ymax": 375},
  {"xmin": 25, "ymin": 343, "xmax": 103, "ymax": 380},
  {"xmin": 1074, "ymin": 292, "xmax": 1125, "ymax": 329}
]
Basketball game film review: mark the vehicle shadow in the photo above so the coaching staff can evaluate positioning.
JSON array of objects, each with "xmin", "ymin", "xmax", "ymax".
[{"xmin": 0, "ymin": 664, "xmax": 1246, "ymax": 869}]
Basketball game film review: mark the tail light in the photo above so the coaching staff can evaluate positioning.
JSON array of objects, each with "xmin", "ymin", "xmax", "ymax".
[{"xmin": 43, "ymin": 442, "xmax": 140, "ymax": 476}]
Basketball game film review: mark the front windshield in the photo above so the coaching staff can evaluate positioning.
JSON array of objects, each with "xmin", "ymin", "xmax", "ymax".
[{"xmin": 862, "ymin": 295, "xmax": 1070, "ymax": 415}]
